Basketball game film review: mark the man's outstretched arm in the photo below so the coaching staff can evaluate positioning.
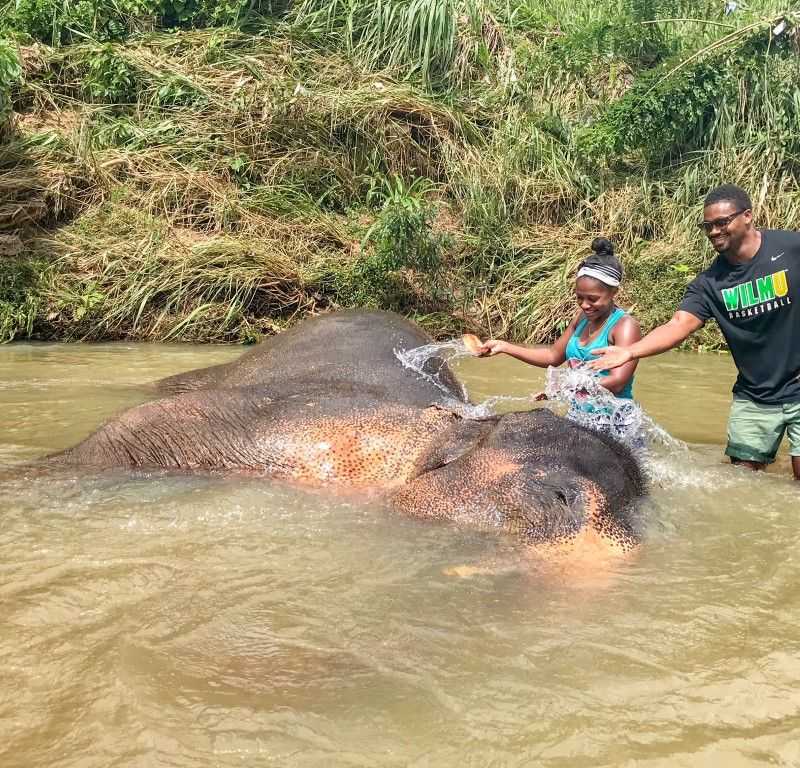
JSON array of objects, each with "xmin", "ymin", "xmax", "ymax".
[{"xmin": 589, "ymin": 311, "xmax": 704, "ymax": 371}]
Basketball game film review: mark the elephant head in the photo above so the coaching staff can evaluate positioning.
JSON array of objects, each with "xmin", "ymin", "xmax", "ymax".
[{"xmin": 392, "ymin": 408, "xmax": 646, "ymax": 552}]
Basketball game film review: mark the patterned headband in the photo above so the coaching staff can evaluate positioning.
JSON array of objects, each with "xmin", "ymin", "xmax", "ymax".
[{"xmin": 576, "ymin": 264, "xmax": 621, "ymax": 287}]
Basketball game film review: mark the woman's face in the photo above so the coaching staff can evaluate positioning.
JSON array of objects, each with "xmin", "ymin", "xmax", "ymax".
[{"xmin": 575, "ymin": 276, "xmax": 616, "ymax": 320}]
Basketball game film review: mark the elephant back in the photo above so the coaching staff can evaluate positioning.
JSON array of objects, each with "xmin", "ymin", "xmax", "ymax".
[{"xmin": 156, "ymin": 310, "xmax": 467, "ymax": 406}]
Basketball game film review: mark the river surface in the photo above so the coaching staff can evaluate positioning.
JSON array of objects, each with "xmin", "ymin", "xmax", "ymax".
[{"xmin": 1, "ymin": 343, "xmax": 799, "ymax": 767}]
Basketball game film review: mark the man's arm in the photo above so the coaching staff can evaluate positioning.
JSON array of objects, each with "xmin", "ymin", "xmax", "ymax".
[
  {"xmin": 598, "ymin": 315, "xmax": 641, "ymax": 394},
  {"xmin": 589, "ymin": 311, "xmax": 704, "ymax": 371}
]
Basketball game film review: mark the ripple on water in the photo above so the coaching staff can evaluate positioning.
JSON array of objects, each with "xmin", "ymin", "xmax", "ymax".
[{"xmin": 2, "ymin": 343, "xmax": 800, "ymax": 768}]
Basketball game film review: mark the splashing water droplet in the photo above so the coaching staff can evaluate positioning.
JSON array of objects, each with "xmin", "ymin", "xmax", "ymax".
[
  {"xmin": 395, "ymin": 340, "xmax": 468, "ymax": 399},
  {"xmin": 544, "ymin": 364, "xmax": 683, "ymax": 454},
  {"xmin": 395, "ymin": 341, "xmax": 684, "ymax": 460},
  {"xmin": 395, "ymin": 339, "xmax": 516, "ymax": 417}
]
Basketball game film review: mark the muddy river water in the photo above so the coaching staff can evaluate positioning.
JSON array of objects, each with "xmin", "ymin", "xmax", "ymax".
[{"xmin": 1, "ymin": 342, "xmax": 799, "ymax": 767}]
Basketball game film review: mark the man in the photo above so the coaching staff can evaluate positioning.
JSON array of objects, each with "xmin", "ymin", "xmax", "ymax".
[{"xmin": 591, "ymin": 184, "xmax": 800, "ymax": 480}]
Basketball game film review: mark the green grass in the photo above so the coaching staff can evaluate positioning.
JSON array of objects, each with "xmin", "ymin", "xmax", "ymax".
[{"xmin": 1, "ymin": 2, "xmax": 799, "ymax": 347}]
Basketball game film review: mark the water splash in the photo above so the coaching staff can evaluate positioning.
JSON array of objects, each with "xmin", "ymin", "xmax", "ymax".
[
  {"xmin": 395, "ymin": 340, "xmax": 466, "ymax": 390},
  {"xmin": 395, "ymin": 340, "xmax": 471, "ymax": 411},
  {"xmin": 394, "ymin": 340, "xmax": 537, "ymax": 418},
  {"xmin": 395, "ymin": 340, "xmax": 683, "ymax": 457},
  {"xmin": 543, "ymin": 364, "xmax": 684, "ymax": 453}
]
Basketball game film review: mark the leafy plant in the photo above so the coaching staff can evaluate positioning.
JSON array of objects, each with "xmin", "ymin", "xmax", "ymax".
[
  {"xmin": 0, "ymin": 256, "xmax": 51, "ymax": 342},
  {"xmin": 2, "ymin": 0, "xmax": 158, "ymax": 45},
  {"xmin": 0, "ymin": 39, "xmax": 21, "ymax": 124},
  {"xmin": 55, "ymin": 280, "xmax": 106, "ymax": 322},
  {"xmin": 83, "ymin": 44, "xmax": 137, "ymax": 103},
  {"xmin": 155, "ymin": 74, "xmax": 206, "ymax": 106},
  {"xmin": 0, "ymin": 0, "xmax": 289, "ymax": 45},
  {"xmin": 363, "ymin": 174, "xmax": 442, "ymax": 270},
  {"xmin": 577, "ymin": 17, "xmax": 797, "ymax": 163},
  {"xmin": 332, "ymin": 175, "xmax": 447, "ymax": 309}
]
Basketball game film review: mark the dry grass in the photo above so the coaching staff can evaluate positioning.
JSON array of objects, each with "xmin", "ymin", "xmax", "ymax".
[{"xmin": 2, "ymin": 7, "xmax": 799, "ymax": 349}]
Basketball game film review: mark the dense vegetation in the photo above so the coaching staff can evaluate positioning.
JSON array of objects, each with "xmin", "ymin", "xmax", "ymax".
[{"xmin": 1, "ymin": 1, "xmax": 798, "ymax": 346}]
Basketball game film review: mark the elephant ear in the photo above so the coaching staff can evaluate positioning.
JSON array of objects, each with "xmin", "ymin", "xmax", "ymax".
[{"xmin": 415, "ymin": 410, "xmax": 497, "ymax": 473}]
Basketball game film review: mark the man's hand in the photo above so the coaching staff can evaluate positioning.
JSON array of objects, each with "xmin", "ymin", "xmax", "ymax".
[{"xmin": 588, "ymin": 345, "xmax": 633, "ymax": 372}]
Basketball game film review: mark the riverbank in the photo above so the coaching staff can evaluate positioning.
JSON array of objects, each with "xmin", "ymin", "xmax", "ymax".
[{"xmin": 2, "ymin": 2, "xmax": 798, "ymax": 346}]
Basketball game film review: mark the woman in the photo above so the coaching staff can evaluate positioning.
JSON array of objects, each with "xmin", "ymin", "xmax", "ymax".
[{"xmin": 477, "ymin": 237, "xmax": 641, "ymax": 403}]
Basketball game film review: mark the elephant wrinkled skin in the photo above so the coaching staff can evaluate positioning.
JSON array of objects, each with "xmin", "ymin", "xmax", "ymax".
[{"xmin": 50, "ymin": 310, "xmax": 648, "ymax": 555}]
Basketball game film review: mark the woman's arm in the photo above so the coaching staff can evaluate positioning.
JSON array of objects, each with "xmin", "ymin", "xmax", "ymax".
[
  {"xmin": 597, "ymin": 316, "xmax": 641, "ymax": 395},
  {"xmin": 480, "ymin": 315, "xmax": 580, "ymax": 368}
]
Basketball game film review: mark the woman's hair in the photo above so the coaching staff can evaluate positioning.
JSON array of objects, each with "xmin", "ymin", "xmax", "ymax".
[{"xmin": 576, "ymin": 237, "xmax": 623, "ymax": 287}]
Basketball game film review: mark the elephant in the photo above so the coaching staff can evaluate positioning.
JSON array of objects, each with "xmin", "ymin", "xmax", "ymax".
[{"xmin": 48, "ymin": 310, "xmax": 648, "ymax": 557}]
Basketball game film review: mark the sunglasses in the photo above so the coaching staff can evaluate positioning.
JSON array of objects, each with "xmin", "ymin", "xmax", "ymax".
[{"xmin": 697, "ymin": 208, "xmax": 748, "ymax": 234}]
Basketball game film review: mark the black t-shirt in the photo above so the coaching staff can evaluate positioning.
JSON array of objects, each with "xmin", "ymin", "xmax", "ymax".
[{"xmin": 679, "ymin": 229, "xmax": 800, "ymax": 404}]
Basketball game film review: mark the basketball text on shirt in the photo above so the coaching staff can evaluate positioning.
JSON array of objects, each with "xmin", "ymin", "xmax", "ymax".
[{"xmin": 720, "ymin": 269, "xmax": 791, "ymax": 319}]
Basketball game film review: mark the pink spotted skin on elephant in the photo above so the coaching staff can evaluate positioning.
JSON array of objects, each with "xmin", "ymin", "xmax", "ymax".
[{"xmin": 48, "ymin": 310, "xmax": 648, "ymax": 557}]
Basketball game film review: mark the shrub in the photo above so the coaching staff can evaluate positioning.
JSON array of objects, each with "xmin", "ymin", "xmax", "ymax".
[
  {"xmin": 330, "ymin": 175, "xmax": 448, "ymax": 309},
  {"xmin": 579, "ymin": 20, "xmax": 799, "ymax": 164},
  {"xmin": 0, "ymin": 0, "xmax": 291, "ymax": 46},
  {"xmin": 0, "ymin": 39, "xmax": 22, "ymax": 126},
  {"xmin": 83, "ymin": 44, "xmax": 137, "ymax": 103},
  {"xmin": 0, "ymin": 256, "xmax": 52, "ymax": 342}
]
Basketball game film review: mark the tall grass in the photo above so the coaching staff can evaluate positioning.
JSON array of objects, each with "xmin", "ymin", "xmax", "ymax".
[
  {"xmin": 290, "ymin": 0, "xmax": 492, "ymax": 87},
  {"xmin": 2, "ymin": 2, "xmax": 799, "ymax": 346}
]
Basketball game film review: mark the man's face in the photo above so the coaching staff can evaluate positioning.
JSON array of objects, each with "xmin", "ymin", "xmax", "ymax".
[{"xmin": 701, "ymin": 200, "xmax": 752, "ymax": 255}]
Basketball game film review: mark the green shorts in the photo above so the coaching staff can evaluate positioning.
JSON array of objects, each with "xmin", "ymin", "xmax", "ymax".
[{"xmin": 726, "ymin": 396, "xmax": 800, "ymax": 464}]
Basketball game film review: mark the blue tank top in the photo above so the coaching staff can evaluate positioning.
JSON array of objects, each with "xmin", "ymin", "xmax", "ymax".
[{"xmin": 564, "ymin": 307, "xmax": 634, "ymax": 400}]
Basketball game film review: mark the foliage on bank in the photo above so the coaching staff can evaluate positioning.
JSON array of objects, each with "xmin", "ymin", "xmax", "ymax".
[{"xmin": 1, "ymin": 1, "xmax": 799, "ymax": 346}]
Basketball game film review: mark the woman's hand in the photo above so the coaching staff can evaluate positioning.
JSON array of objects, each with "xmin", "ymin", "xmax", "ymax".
[{"xmin": 478, "ymin": 339, "xmax": 508, "ymax": 357}]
